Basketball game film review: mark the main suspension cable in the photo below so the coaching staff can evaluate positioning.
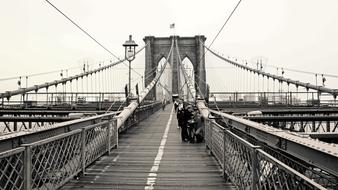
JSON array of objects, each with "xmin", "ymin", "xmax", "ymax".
[
  {"xmin": 45, "ymin": 0, "xmax": 119, "ymax": 60},
  {"xmin": 45, "ymin": 0, "xmax": 148, "ymax": 78},
  {"xmin": 208, "ymin": 0, "xmax": 242, "ymax": 49}
]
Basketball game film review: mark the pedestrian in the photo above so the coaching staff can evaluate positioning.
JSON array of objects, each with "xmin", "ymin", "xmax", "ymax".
[
  {"xmin": 177, "ymin": 102, "xmax": 183, "ymax": 128},
  {"xmin": 162, "ymin": 99, "xmax": 166, "ymax": 110},
  {"xmin": 180, "ymin": 103, "xmax": 189, "ymax": 142},
  {"xmin": 185, "ymin": 105, "xmax": 195, "ymax": 143},
  {"xmin": 174, "ymin": 100, "xmax": 179, "ymax": 112},
  {"xmin": 178, "ymin": 103, "xmax": 189, "ymax": 141},
  {"xmin": 194, "ymin": 112, "xmax": 204, "ymax": 143}
]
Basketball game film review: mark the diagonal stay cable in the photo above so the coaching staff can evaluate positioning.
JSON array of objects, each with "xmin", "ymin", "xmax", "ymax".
[
  {"xmin": 175, "ymin": 39, "xmax": 195, "ymax": 100},
  {"xmin": 106, "ymin": 41, "xmax": 174, "ymax": 113}
]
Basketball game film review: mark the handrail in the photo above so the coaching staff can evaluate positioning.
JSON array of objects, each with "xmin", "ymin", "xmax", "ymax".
[
  {"xmin": 205, "ymin": 118, "xmax": 327, "ymax": 189},
  {"xmin": 208, "ymin": 108, "xmax": 338, "ymax": 177},
  {"xmin": 256, "ymin": 149, "xmax": 326, "ymax": 190}
]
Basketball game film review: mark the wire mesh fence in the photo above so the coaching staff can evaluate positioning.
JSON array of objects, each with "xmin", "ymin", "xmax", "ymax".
[
  {"xmin": 23, "ymin": 119, "xmax": 118, "ymax": 190},
  {"xmin": 0, "ymin": 147, "xmax": 25, "ymax": 190},
  {"xmin": 28, "ymin": 130, "xmax": 83, "ymax": 190},
  {"xmin": 255, "ymin": 149, "xmax": 326, "ymax": 190},
  {"xmin": 0, "ymin": 101, "xmax": 161, "ymax": 190},
  {"xmin": 205, "ymin": 119, "xmax": 327, "ymax": 190},
  {"xmin": 84, "ymin": 122, "xmax": 110, "ymax": 166}
]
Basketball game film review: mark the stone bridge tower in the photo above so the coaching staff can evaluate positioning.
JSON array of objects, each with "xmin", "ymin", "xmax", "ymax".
[{"xmin": 143, "ymin": 35, "xmax": 206, "ymax": 100}]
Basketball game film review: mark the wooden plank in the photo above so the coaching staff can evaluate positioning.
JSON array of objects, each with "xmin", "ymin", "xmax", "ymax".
[{"xmin": 61, "ymin": 105, "xmax": 235, "ymax": 189}]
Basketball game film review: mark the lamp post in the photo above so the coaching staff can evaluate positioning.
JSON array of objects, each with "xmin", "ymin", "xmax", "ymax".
[{"xmin": 123, "ymin": 35, "xmax": 138, "ymax": 97}]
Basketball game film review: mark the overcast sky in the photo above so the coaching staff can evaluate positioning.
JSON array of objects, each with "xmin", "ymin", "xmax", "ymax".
[{"xmin": 1, "ymin": 0, "xmax": 338, "ymax": 92}]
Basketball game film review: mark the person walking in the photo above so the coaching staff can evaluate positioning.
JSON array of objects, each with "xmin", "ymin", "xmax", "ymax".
[
  {"xmin": 177, "ymin": 103, "xmax": 188, "ymax": 141},
  {"xmin": 162, "ymin": 98, "xmax": 166, "ymax": 110},
  {"xmin": 174, "ymin": 100, "xmax": 179, "ymax": 112},
  {"xmin": 185, "ymin": 105, "xmax": 195, "ymax": 143},
  {"xmin": 194, "ymin": 112, "xmax": 204, "ymax": 143}
]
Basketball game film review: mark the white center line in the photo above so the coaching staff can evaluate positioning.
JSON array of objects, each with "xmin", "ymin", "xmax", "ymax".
[
  {"xmin": 144, "ymin": 107, "xmax": 174, "ymax": 190},
  {"xmin": 113, "ymin": 155, "xmax": 119, "ymax": 162}
]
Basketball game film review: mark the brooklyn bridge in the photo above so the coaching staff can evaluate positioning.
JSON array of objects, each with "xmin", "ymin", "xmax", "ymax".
[{"xmin": 0, "ymin": 0, "xmax": 337, "ymax": 189}]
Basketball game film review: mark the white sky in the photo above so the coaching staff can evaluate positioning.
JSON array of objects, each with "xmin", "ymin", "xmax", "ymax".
[{"xmin": 1, "ymin": 0, "xmax": 338, "ymax": 92}]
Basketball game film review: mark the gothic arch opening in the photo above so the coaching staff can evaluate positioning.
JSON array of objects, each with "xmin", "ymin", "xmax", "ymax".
[
  {"xmin": 156, "ymin": 57, "xmax": 171, "ymax": 101},
  {"xmin": 181, "ymin": 57, "xmax": 195, "ymax": 101}
]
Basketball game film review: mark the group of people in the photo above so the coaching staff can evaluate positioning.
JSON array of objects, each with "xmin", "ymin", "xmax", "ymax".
[{"xmin": 174, "ymin": 99, "xmax": 204, "ymax": 143}]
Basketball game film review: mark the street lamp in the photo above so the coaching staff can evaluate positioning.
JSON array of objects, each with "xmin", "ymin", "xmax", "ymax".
[{"xmin": 123, "ymin": 35, "xmax": 138, "ymax": 97}]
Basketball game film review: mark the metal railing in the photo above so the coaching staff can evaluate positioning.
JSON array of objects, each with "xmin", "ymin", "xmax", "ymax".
[
  {"xmin": 0, "ymin": 102, "xmax": 161, "ymax": 152},
  {"xmin": 0, "ymin": 92, "xmax": 126, "ymax": 110},
  {"xmin": 0, "ymin": 101, "xmax": 161, "ymax": 190},
  {"xmin": 209, "ymin": 91, "xmax": 338, "ymax": 108},
  {"xmin": 119, "ymin": 102, "xmax": 162, "ymax": 132},
  {"xmin": 0, "ymin": 118, "xmax": 116, "ymax": 190},
  {"xmin": 205, "ymin": 119, "xmax": 327, "ymax": 190},
  {"xmin": 0, "ymin": 147, "xmax": 25, "ymax": 190}
]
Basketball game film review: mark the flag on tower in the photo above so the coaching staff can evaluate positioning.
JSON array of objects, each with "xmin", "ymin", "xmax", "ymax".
[{"xmin": 170, "ymin": 23, "xmax": 175, "ymax": 29}]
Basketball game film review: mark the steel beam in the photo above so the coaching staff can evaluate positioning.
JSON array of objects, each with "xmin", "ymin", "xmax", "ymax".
[
  {"xmin": 209, "ymin": 109, "xmax": 338, "ymax": 177},
  {"xmin": 0, "ymin": 111, "xmax": 119, "ymax": 152},
  {"xmin": 259, "ymin": 108, "xmax": 338, "ymax": 115},
  {"xmin": 0, "ymin": 116, "xmax": 73, "ymax": 122},
  {"xmin": 0, "ymin": 110, "xmax": 107, "ymax": 116},
  {"xmin": 244, "ymin": 115, "xmax": 338, "ymax": 122}
]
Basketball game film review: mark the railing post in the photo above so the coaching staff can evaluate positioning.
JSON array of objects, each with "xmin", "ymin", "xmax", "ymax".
[
  {"xmin": 251, "ymin": 147, "xmax": 259, "ymax": 190},
  {"xmin": 205, "ymin": 120, "xmax": 208, "ymax": 150},
  {"xmin": 51, "ymin": 93, "xmax": 53, "ymax": 105},
  {"xmin": 317, "ymin": 91, "xmax": 321, "ymax": 107},
  {"xmin": 81, "ymin": 128, "xmax": 86, "ymax": 174},
  {"xmin": 114, "ymin": 119, "xmax": 119, "ymax": 148},
  {"xmin": 23, "ymin": 145, "xmax": 32, "ymax": 190},
  {"xmin": 99, "ymin": 93, "xmax": 102, "ymax": 110},
  {"xmin": 136, "ymin": 110, "xmax": 139, "ymax": 124},
  {"xmin": 124, "ymin": 117, "xmax": 128, "ymax": 130},
  {"xmin": 107, "ymin": 120, "xmax": 111, "ymax": 155},
  {"xmin": 222, "ymin": 128, "xmax": 227, "ymax": 179},
  {"xmin": 210, "ymin": 121, "xmax": 213, "ymax": 155}
]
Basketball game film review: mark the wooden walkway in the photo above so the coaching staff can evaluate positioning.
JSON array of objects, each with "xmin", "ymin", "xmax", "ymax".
[{"xmin": 61, "ymin": 104, "xmax": 235, "ymax": 190}]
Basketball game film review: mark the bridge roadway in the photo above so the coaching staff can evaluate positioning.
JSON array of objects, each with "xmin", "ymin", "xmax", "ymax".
[{"xmin": 61, "ymin": 104, "xmax": 235, "ymax": 190}]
